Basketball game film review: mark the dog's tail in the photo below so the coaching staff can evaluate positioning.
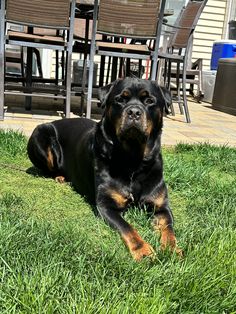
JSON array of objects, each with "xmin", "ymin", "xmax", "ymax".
[{"xmin": 27, "ymin": 123, "xmax": 63, "ymax": 175}]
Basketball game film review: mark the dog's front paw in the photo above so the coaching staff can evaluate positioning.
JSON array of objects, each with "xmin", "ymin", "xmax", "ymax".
[
  {"xmin": 131, "ymin": 242, "xmax": 155, "ymax": 261},
  {"xmin": 174, "ymin": 247, "xmax": 184, "ymax": 258},
  {"xmin": 160, "ymin": 233, "xmax": 183, "ymax": 258},
  {"xmin": 55, "ymin": 176, "xmax": 66, "ymax": 183}
]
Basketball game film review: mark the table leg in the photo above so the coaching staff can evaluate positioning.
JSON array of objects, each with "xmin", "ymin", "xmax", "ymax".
[
  {"xmin": 25, "ymin": 26, "xmax": 33, "ymax": 111},
  {"xmin": 25, "ymin": 46, "xmax": 33, "ymax": 110}
]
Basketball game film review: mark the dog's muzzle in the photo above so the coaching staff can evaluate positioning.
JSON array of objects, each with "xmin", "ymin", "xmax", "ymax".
[
  {"xmin": 124, "ymin": 105, "xmax": 146, "ymax": 126},
  {"xmin": 126, "ymin": 105, "xmax": 143, "ymax": 122},
  {"xmin": 118, "ymin": 105, "xmax": 149, "ymax": 143}
]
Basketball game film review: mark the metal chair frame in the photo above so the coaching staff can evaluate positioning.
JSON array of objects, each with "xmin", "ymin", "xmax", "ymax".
[
  {"xmin": 0, "ymin": 0, "xmax": 76, "ymax": 120},
  {"xmin": 158, "ymin": 0, "xmax": 207, "ymax": 123}
]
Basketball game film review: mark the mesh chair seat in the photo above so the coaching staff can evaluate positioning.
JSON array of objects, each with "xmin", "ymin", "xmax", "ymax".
[
  {"xmin": 96, "ymin": 41, "xmax": 150, "ymax": 54},
  {"xmin": 7, "ymin": 31, "xmax": 65, "ymax": 45},
  {"xmin": 85, "ymin": 0, "xmax": 166, "ymax": 118},
  {"xmin": 0, "ymin": 0, "xmax": 76, "ymax": 120}
]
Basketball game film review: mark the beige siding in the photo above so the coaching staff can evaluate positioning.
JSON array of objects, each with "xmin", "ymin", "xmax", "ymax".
[{"xmin": 192, "ymin": 0, "xmax": 228, "ymax": 69}]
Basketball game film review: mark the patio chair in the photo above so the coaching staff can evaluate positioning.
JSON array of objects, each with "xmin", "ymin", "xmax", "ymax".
[
  {"xmin": 158, "ymin": 0, "xmax": 207, "ymax": 123},
  {"xmin": 0, "ymin": 0, "xmax": 76, "ymax": 120},
  {"xmin": 5, "ymin": 47, "xmax": 43, "ymax": 82},
  {"xmin": 85, "ymin": 0, "xmax": 167, "ymax": 118}
]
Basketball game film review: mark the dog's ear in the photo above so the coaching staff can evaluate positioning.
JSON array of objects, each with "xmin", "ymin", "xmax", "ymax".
[
  {"xmin": 98, "ymin": 80, "xmax": 119, "ymax": 108},
  {"xmin": 159, "ymin": 86, "xmax": 172, "ymax": 114},
  {"xmin": 98, "ymin": 83, "xmax": 113, "ymax": 108},
  {"xmin": 150, "ymin": 81, "xmax": 172, "ymax": 114}
]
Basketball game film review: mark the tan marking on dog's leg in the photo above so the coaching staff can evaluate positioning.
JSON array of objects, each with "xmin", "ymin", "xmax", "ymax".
[
  {"xmin": 153, "ymin": 191, "xmax": 166, "ymax": 208},
  {"xmin": 55, "ymin": 176, "xmax": 66, "ymax": 183},
  {"xmin": 109, "ymin": 189, "xmax": 129, "ymax": 208},
  {"xmin": 122, "ymin": 229, "xmax": 155, "ymax": 261},
  {"xmin": 47, "ymin": 147, "xmax": 54, "ymax": 171},
  {"xmin": 153, "ymin": 216, "xmax": 183, "ymax": 257}
]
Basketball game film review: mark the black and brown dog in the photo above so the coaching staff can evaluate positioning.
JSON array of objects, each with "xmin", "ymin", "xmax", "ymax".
[{"xmin": 27, "ymin": 77, "xmax": 182, "ymax": 261}]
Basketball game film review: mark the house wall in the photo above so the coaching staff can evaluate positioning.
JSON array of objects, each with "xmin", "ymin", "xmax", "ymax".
[{"xmin": 191, "ymin": 0, "xmax": 230, "ymax": 70}]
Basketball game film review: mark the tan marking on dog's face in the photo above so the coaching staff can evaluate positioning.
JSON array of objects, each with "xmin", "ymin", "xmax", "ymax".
[
  {"xmin": 109, "ymin": 189, "xmax": 128, "ymax": 208},
  {"xmin": 139, "ymin": 90, "xmax": 149, "ymax": 98},
  {"xmin": 114, "ymin": 116, "xmax": 123, "ymax": 137},
  {"xmin": 47, "ymin": 147, "xmax": 54, "ymax": 171},
  {"xmin": 122, "ymin": 229, "xmax": 155, "ymax": 261},
  {"xmin": 121, "ymin": 90, "xmax": 130, "ymax": 98},
  {"xmin": 146, "ymin": 118, "xmax": 153, "ymax": 136}
]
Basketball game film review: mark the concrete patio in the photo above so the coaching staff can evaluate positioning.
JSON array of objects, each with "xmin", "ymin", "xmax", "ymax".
[{"xmin": 1, "ymin": 97, "xmax": 236, "ymax": 147}]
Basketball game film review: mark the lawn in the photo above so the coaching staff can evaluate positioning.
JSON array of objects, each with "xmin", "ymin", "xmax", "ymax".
[{"xmin": 0, "ymin": 129, "xmax": 235, "ymax": 313}]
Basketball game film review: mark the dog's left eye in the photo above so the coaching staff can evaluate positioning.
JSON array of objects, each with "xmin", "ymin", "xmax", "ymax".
[{"xmin": 144, "ymin": 97, "xmax": 155, "ymax": 106}]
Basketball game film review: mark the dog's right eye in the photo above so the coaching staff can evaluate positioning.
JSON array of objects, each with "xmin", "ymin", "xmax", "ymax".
[{"xmin": 115, "ymin": 95, "xmax": 128, "ymax": 104}]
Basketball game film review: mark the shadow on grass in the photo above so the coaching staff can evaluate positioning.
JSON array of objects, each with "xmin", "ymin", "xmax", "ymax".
[
  {"xmin": 26, "ymin": 165, "xmax": 99, "ymax": 216},
  {"xmin": 26, "ymin": 166, "xmax": 45, "ymax": 177}
]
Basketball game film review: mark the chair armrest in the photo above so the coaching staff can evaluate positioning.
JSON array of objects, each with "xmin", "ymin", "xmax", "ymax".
[
  {"xmin": 191, "ymin": 58, "xmax": 203, "ymax": 70},
  {"xmin": 161, "ymin": 29, "xmax": 175, "ymax": 36},
  {"xmin": 163, "ymin": 22, "xmax": 193, "ymax": 31}
]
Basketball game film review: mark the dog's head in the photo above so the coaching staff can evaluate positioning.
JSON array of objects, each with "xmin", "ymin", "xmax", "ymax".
[{"xmin": 98, "ymin": 78, "xmax": 171, "ymax": 148}]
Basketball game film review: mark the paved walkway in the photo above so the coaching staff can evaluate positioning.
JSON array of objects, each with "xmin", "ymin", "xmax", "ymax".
[{"xmin": 1, "ymin": 100, "xmax": 236, "ymax": 147}]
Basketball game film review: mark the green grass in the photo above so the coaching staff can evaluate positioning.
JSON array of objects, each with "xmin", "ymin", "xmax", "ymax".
[{"xmin": 0, "ymin": 129, "xmax": 235, "ymax": 313}]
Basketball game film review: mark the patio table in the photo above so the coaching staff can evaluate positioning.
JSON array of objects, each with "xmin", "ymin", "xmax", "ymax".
[{"xmin": 74, "ymin": 0, "xmax": 174, "ymax": 88}]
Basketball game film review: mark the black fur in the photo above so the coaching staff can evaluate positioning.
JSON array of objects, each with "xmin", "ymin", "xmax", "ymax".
[{"xmin": 27, "ymin": 78, "xmax": 181, "ymax": 260}]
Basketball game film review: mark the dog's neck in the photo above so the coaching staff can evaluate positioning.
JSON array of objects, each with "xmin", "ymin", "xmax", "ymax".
[{"xmin": 95, "ymin": 120, "xmax": 161, "ymax": 168}]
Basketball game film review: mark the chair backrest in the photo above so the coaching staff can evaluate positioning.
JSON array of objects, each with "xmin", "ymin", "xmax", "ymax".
[
  {"xmin": 97, "ymin": 0, "xmax": 162, "ymax": 39},
  {"xmin": 170, "ymin": 0, "xmax": 207, "ymax": 49},
  {"xmin": 6, "ymin": 0, "xmax": 71, "ymax": 29}
]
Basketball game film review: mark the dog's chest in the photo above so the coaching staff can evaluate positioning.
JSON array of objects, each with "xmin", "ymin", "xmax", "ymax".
[{"xmin": 116, "ymin": 171, "xmax": 148, "ymax": 204}]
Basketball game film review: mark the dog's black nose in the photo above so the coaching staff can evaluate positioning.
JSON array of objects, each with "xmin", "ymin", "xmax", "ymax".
[{"xmin": 127, "ymin": 107, "xmax": 142, "ymax": 120}]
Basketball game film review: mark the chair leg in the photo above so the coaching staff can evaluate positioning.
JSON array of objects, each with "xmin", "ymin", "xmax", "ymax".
[
  {"xmin": 182, "ymin": 61, "xmax": 191, "ymax": 123},
  {"xmin": 163, "ymin": 59, "xmax": 168, "ymax": 86},
  {"xmin": 65, "ymin": 51, "xmax": 72, "ymax": 118},
  {"xmin": 126, "ymin": 58, "xmax": 131, "ymax": 77},
  {"xmin": 61, "ymin": 51, "xmax": 65, "ymax": 82},
  {"xmin": 0, "ymin": 1, "xmax": 5, "ymax": 119},
  {"xmin": 106, "ymin": 56, "xmax": 111, "ymax": 85},
  {"xmin": 25, "ymin": 46, "xmax": 33, "ymax": 111},
  {"xmin": 99, "ymin": 55, "xmax": 106, "ymax": 86},
  {"xmin": 55, "ymin": 50, "xmax": 59, "ymax": 84},
  {"xmin": 87, "ymin": 0, "xmax": 98, "ymax": 119},
  {"xmin": 118, "ymin": 57, "xmax": 124, "ymax": 78},
  {"xmin": 33, "ymin": 48, "xmax": 43, "ymax": 78},
  {"xmin": 198, "ymin": 68, "xmax": 204, "ymax": 99},
  {"xmin": 81, "ymin": 57, "xmax": 87, "ymax": 116},
  {"xmin": 176, "ymin": 62, "xmax": 184, "ymax": 115},
  {"xmin": 20, "ymin": 47, "xmax": 25, "ymax": 85},
  {"xmin": 81, "ymin": 17, "xmax": 90, "ymax": 116},
  {"xmin": 0, "ymin": 38, "xmax": 4, "ymax": 120},
  {"xmin": 87, "ymin": 56, "xmax": 95, "ymax": 119}
]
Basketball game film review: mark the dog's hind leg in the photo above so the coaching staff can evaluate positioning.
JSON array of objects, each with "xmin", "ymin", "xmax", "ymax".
[{"xmin": 27, "ymin": 123, "xmax": 64, "ymax": 180}]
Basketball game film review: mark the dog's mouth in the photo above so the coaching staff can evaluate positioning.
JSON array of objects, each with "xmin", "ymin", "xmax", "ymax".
[
  {"xmin": 117, "ymin": 108, "xmax": 151, "ymax": 142},
  {"xmin": 118, "ymin": 124, "xmax": 148, "ymax": 145}
]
